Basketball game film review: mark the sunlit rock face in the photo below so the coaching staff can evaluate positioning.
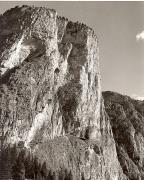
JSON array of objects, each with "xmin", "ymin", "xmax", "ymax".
[
  {"xmin": 0, "ymin": 5, "xmax": 101, "ymax": 147},
  {"xmin": 0, "ymin": 6, "xmax": 126, "ymax": 180},
  {"xmin": 103, "ymin": 91, "xmax": 144, "ymax": 180}
]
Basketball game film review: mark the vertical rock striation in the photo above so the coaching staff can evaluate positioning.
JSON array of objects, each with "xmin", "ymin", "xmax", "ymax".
[{"xmin": 0, "ymin": 6, "xmax": 126, "ymax": 179}]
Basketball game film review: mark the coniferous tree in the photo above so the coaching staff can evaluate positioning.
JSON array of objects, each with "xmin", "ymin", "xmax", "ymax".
[
  {"xmin": 12, "ymin": 156, "xmax": 25, "ymax": 180},
  {"xmin": 24, "ymin": 152, "xmax": 34, "ymax": 179},
  {"xmin": 10, "ymin": 144, "xmax": 17, "ymax": 163},
  {"xmin": 41, "ymin": 161, "xmax": 48, "ymax": 179},
  {"xmin": 33, "ymin": 156, "xmax": 40, "ymax": 180},
  {"xmin": 37, "ymin": 168, "xmax": 43, "ymax": 180},
  {"xmin": 64, "ymin": 170, "xmax": 73, "ymax": 180},
  {"xmin": 58, "ymin": 169, "xmax": 65, "ymax": 180},
  {"xmin": 18, "ymin": 149, "xmax": 26, "ymax": 162},
  {"xmin": 81, "ymin": 173, "xmax": 85, "ymax": 180},
  {"xmin": 47, "ymin": 170, "xmax": 55, "ymax": 180}
]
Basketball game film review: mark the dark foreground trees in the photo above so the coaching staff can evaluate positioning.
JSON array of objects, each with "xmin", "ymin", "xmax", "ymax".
[{"xmin": 1, "ymin": 145, "xmax": 75, "ymax": 180}]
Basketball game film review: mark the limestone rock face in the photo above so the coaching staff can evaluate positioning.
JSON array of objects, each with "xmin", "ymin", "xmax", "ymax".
[
  {"xmin": 0, "ymin": 6, "xmax": 126, "ymax": 180},
  {"xmin": 103, "ymin": 91, "xmax": 144, "ymax": 180}
]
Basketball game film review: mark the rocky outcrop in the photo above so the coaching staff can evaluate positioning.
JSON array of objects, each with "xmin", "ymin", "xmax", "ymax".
[
  {"xmin": 103, "ymin": 91, "xmax": 144, "ymax": 180},
  {"xmin": 0, "ymin": 6, "xmax": 126, "ymax": 180}
]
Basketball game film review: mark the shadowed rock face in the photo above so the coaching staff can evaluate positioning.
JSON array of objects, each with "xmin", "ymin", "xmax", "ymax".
[
  {"xmin": 103, "ymin": 91, "xmax": 144, "ymax": 180},
  {"xmin": 0, "ymin": 6, "xmax": 126, "ymax": 180}
]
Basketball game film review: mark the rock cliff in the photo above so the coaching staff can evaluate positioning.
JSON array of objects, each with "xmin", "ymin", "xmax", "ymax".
[
  {"xmin": 103, "ymin": 91, "xmax": 144, "ymax": 180},
  {"xmin": 0, "ymin": 5, "xmax": 126, "ymax": 180}
]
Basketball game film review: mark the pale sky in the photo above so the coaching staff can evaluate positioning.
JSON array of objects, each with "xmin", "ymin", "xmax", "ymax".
[{"xmin": 0, "ymin": 1, "xmax": 144, "ymax": 97}]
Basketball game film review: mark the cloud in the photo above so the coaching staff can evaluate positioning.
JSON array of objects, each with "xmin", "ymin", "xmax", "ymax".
[
  {"xmin": 136, "ymin": 30, "xmax": 144, "ymax": 41},
  {"xmin": 131, "ymin": 94, "xmax": 144, "ymax": 101}
]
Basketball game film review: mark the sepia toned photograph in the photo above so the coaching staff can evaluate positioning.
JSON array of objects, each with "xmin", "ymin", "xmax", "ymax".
[{"xmin": 0, "ymin": 1, "xmax": 144, "ymax": 180}]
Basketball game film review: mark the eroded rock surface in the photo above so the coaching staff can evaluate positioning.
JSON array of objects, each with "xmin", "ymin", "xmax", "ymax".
[
  {"xmin": 0, "ymin": 6, "xmax": 126, "ymax": 180},
  {"xmin": 103, "ymin": 91, "xmax": 144, "ymax": 180}
]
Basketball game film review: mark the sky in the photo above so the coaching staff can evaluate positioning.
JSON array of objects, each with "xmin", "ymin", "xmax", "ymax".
[{"xmin": 0, "ymin": 1, "xmax": 144, "ymax": 98}]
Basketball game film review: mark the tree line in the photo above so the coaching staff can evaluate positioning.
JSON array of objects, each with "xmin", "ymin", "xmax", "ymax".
[{"xmin": 0, "ymin": 145, "xmax": 74, "ymax": 180}]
